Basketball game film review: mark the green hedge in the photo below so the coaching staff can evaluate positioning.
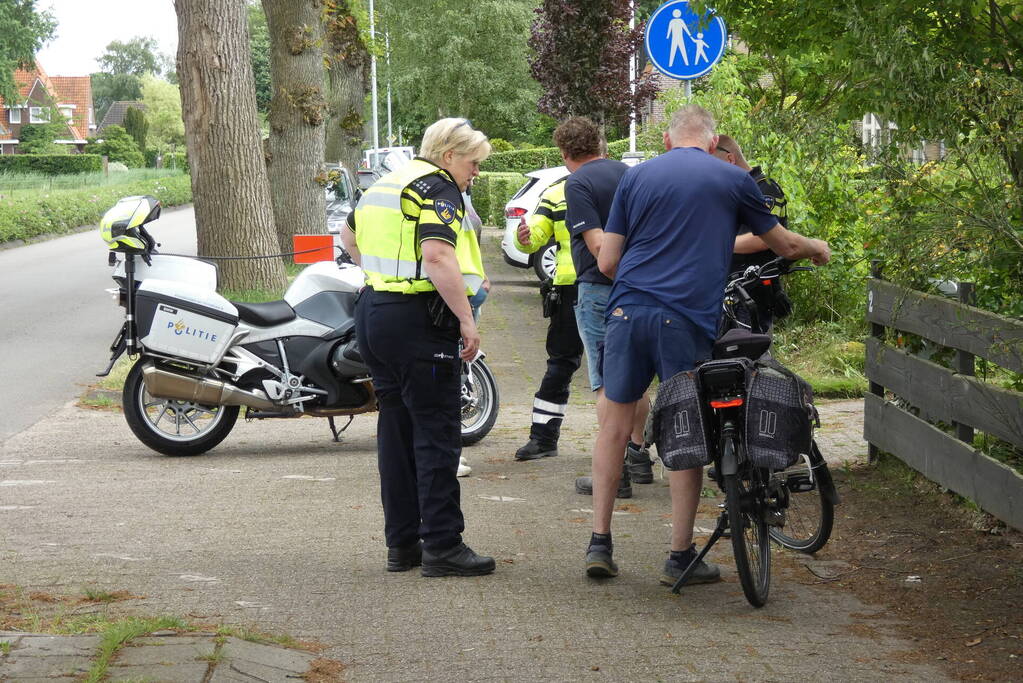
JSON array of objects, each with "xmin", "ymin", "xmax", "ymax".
[
  {"xmin": 0, "ymin": 173, "xmax": 192, "ymax": 243},
  {"xmin": 0, "ymin": 154, "xmax": 103, "ymax": 175},
  {"xmin": 473, "ymin": 172, "xmax": 526, "ymax": 226},
  {"xmin": 481, "ymin": 138, "xmax": 655, "ymax": 174}
]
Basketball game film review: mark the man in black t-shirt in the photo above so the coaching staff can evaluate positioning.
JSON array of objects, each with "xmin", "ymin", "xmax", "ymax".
[
  {"xmin": 555, "ymin": 117, "xmax": 653, "ymax": 498},
  {"xmin": 714, "ymin": 134, "xmax": 790, "ymax": 331}
]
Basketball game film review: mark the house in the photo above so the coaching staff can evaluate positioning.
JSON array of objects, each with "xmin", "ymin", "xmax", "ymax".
[
  {"xmin": 97, "ymin": 101, "xmax": 146, "ymax": 134},
  {"xmin": 0, "ymin": 61, "xmax": 95, "ymax": 154}
]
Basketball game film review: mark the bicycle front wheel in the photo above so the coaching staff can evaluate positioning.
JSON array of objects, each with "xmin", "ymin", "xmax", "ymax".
[
  {"xmin": 723, "ymin": 437, "xmax": 771, "ymax": 607},
  {"xmin": 769, "ymin": 440, "xmax": 835, "ymax": 554}
]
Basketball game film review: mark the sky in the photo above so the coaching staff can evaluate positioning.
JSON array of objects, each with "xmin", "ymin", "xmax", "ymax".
[{"xmin": 34, "ymin": 0, "xmax": 179, "ymax": 77}]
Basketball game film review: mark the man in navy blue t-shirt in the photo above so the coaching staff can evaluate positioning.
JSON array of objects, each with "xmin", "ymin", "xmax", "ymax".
[{"xmin": 583, "ymin": 105, "xmax": 831, "ymax": 584}]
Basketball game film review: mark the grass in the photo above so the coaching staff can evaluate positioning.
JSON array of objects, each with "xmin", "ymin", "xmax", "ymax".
[
  {"xmin": 1, "ymin": 640, "xmax": 10, "ymax": 655},
  {"xmin": 0, "ymin": 168, "xmax": 186, "ymax": 200},
  {"xmin": 83, "ymin": 616, "xmax": 188, "ymax": 683},
  {"xmin": 772, "ymin": 321, "xmax": 868, "ymax": 398}
]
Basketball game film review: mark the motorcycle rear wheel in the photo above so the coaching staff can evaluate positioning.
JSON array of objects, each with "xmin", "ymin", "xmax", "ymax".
[
  {"xmin": 123, "ymin": 358, "xmax": 239, "ymax": 456},
  {"xmin": 461, "ymin": 358, "xmax": 499, "ymax": 446}
]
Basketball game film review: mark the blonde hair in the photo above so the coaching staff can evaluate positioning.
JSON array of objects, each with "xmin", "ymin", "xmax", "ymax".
[
  {"xmin": 420, "ymin": 118, "xmax": 492, "ymax": 164},
  {"xmin": 667, "ymin": 104, "xmax": 716, "ymax": 147}
]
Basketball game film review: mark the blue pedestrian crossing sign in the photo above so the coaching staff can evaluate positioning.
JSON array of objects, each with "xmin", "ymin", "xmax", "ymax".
[{"xmin": 645, "ymin": 1, "xmax": 727, "ymax": 80}]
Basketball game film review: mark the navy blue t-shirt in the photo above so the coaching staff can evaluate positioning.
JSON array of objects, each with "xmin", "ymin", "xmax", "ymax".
[
  {"xmin": 565, "ymin": 158, "xmax": 628, "ymax": 285},
  {"xmin": 604, "ymin": 147, "xmax": 779, "ymax": 339}
]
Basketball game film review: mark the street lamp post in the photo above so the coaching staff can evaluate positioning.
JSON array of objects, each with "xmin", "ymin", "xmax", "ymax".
[{"xmin": 369, "ymin": 0, "xmax": 380, "ymax": 149}]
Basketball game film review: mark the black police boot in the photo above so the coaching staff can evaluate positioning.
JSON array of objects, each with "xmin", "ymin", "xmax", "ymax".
[
  {"xmin": 421, "ymin": 543, "xmax": 496, "ymax": 577},
  {"xmin": 386, "ymin": 540, "xmax": 423, "ymax": 572},
  {"xmin": 574, "ymin": 463, "xmax": 632, "ymax": 499},
  {"xmin": 626, "ymin": 441, "xmax": 654, "ymax": 484},
  {"xmin": 515, "ymin": 438, "xmax": 558, "ymax": 461}
]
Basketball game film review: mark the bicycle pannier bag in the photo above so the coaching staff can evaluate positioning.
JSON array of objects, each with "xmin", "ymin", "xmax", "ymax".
[
  {"xmin": 650, "ymin": 370, "xmax": 710, "ymax": 471},
  {"xmin": 744, "ymin": 361, "xmax": 814, "ymax": 470}
]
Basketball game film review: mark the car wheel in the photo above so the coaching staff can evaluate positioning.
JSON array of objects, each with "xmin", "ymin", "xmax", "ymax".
[{"xmin": 533, "ymin": 240, "xmax": 558, "ymax": 281}]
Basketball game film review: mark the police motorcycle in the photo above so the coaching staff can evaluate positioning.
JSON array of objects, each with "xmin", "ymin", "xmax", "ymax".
[{"xmin": 97, "ymin": 196, "xmax": 499, "ymax": 457}]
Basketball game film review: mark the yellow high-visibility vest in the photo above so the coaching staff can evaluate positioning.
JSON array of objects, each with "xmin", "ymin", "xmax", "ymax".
[
  {"xmin": 354, "ymin": 159, "xmax": 485, "ymax": 294},
  {"xmin": 515, "ymin": 178, "xmax": 575, "ymax": 285}
]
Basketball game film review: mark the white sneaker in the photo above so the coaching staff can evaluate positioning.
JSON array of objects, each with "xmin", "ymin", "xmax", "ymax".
[{"xmin": 457, "ymin": 456, "xmax": 472, "ymax": 478}]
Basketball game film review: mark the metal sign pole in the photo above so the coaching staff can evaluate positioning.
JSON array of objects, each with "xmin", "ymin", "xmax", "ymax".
[{"xmin": 629, "ymin": 0, "xmax": 636, "ymax": 154}]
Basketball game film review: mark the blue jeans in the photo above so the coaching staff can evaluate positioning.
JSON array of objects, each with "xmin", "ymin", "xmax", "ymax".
[
  {"xmin": 468, "ymin": 286, "xmax": 489, "ymax": 322},
  {"xmin": 573, "ymin": 281, "xmax": 610, "ymax": 391},
  {"xmin": 603, "ymin": 304, "xmax": 713, "ymax": 404}
]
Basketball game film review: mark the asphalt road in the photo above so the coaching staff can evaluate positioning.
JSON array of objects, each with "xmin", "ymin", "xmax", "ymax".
[
  {"xmin": 0, "ymin": 207, "xmax": 197, "ymax": 442},
  {"xmin": 1, "ymin": 229, "xmax": 949, "ymax": 681}
]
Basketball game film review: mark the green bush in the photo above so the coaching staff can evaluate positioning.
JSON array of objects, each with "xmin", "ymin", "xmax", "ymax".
[
  {"xmin": 474, "ymin": 172, "xmax": 526, "ymax": 225},
  {"xmin": 86, "ymin": 125, "xmax": 145, "ymax": 168},
  {"xmin": 144, "ymin": 149, "xmax": 160, "ymax": 167},
  {"xmin": 481, "ymin": 138, "xmax": 655, "ymax": 173},
  {"xmin": 0, "ymin": 173, "xmax": 192, "ymax": 243},
  {"xmin": 0, "ymin": 154, "xmax": 103, "ymax": 174},
  {"xmin": 163, "ymin": 152, "xmax": 189, "ymax": 173}
]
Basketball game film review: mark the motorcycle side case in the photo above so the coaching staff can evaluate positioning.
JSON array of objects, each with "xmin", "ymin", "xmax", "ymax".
[
  {"xmin": 114, "ymin": 254, "xmax": 219, "ymax": 290},
  {"xmin": 135, "ymin": 279, "xmax": 238, "ymax": 364}
]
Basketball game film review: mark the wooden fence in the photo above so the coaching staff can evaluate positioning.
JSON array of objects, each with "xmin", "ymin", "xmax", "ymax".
[{"xmin": 864, "ymin": 262, "xmax": 1023, "ymax": 530}]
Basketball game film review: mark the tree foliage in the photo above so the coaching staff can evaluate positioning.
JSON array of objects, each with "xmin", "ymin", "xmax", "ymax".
[
  {"xmin": 98, "ymin": 37, "xmax": 161, "ymax": 77},
  {"xmin": 381, "ymin": 0, "xmax": 541, "ymax": 142},
  {"xmin": 90, "ymin": 72, "xmax": 143, "ymax": 124},
  {"xmin": 704, "ymin": 0, "xmax": 1023, "ymax": 316},
  {"xmin": 18, "ymin": 120, "xmax": 68, "ymax": 155},
  {"xmin": 140, "ymin": 75, "xmax": 185, "ymax": 152},
  {"xmin": 0, "ymin": 0, "xmax": 55, "ymax": 104},
  {"xmin": 529, "ymin": 0, "xmax": 656, "ymax": 130},
  {"xmin": 123, "ymin": 106, "xmax": 148, "ymax": 152},
  {"xmin": 247, "ymin": 1, "xmax": 271, "ymax": 115}
]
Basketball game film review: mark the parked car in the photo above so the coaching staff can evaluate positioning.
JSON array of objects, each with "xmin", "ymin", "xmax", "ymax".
[
  {"xmin": 500, "ymin": 166, "xmax": 568, "ymax": 280},
  {"xmin": 362, "ymin": 146, "xmax": 414, "ymax": 169},
  {"xmin": 324, "ymin": 165, "xmax": 359, "ymax": 236}
]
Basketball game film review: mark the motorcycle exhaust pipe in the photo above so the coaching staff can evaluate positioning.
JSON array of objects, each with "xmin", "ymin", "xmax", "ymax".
[{"xmin": 141, "ymin": 363, "xmax": 275, "ymax": 410}]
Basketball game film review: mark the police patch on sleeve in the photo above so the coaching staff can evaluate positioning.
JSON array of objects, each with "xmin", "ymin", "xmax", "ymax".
[
  {"xmin": 434, "ymin": 199, "xmax": 457, "ymax": 224},
  {"xmin": 764, "ymin": 196, "xmax": 775, "ymax": 210}
]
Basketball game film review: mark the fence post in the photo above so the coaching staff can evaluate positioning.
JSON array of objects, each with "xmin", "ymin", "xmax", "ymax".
[
  {"xmin": 868, "ymin": 259, "xmax": 885, "ymax": 462},
  {"xmin": 953, "ymin": 281, "xmax": 976, "ymax": 445}
]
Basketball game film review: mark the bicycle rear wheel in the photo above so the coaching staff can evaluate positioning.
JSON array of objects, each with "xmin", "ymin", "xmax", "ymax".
[
  {"xmin": 723, "ymin": 437, "xmax": 771, "ymax": 607},
  {"xmin": 769, "ymin": 440, "xmax": 835, "ymax": 554}
]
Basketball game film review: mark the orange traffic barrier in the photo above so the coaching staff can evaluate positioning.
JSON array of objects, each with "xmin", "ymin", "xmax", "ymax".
[{"xmin": 292, "ymin": 234, "xmax": 335, "ymax": 263}]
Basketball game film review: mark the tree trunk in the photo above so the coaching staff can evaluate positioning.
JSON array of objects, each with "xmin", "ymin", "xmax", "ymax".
[
  {"xmin": 174, "ymin": 0, "xmax": 286, "ymax": 294},
  {"xmin": 323, "ymin": 1, "xmax": 369, "ymax": 172},
  {"xmin": 262, "ymin": 0, "xmax": 328, "ymax": 256},
  {"xmin": 325, "ymin": 59, "xmax": 367, "ymax": 171}
]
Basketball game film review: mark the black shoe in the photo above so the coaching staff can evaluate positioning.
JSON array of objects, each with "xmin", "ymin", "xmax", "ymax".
[
  {"xmin": 386, "ymin": 541, "xmax": 423, "ymax": 572},
  {"xmin": 659, "ymin": 547, "xmax": 721, "ymax": 586},
  {"xmin": 626, "ymin": 442, "xmax": 654, "ymax": 484},
  {"xmin": 421, "ymin": 543, "xmax": 496, "ymax": 577},
  {"xmin": 585, "ymin": 543, "xmax": 619, "ymax": 578},
  {"xmin": 515, "ymin": 439, "xmax": 558, "ymax": 461},
  {"xmin": 574, "ymin": 463, "xmax": 632, "ymax": 499}
]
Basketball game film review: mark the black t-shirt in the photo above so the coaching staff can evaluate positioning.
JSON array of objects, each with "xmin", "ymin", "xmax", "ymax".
[
  {"xmin": 730, "ymin": 166, "xmax": 787, "ymax": 274},
  {"xmin": 565, "ymin": 158, "xmax": 628, "ymax": 285}
]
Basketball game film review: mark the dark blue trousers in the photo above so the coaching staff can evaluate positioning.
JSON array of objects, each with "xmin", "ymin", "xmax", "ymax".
[{"xmin": 355, "ymin": 289, "xmax": 464, "ymax": 552}]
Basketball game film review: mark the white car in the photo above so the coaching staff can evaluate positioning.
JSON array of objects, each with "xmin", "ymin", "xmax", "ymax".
[{"xmin": 500, "ymin": 166, "xmax": 568, "ymax": 280}]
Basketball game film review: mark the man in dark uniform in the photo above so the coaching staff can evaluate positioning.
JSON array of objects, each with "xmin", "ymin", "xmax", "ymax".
[
  {"xmin": 714, "ymin": 134, "xmax": 791, "ymax": 332},
  {"xmin": 342, "ymin": 117, "xmax": 495, "ymax": 578}
]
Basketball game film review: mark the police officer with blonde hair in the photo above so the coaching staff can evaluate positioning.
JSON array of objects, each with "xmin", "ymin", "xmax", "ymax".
[{"xmin": 342, "ymin": 118, "xmax": 495, "ymax": 577}]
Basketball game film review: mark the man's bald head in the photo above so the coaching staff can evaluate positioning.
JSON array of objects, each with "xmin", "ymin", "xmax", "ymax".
[{"xmin": 713, "ymin": 134, "xmax": 751, "ymax": 170}]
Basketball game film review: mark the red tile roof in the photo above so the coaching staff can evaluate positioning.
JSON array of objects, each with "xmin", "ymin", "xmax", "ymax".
[{"xmin": 4, "ymin": 61, "xmax": 93, "ymax": 141}]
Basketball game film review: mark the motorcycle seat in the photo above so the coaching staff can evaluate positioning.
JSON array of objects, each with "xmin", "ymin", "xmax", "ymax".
[{"xmin": 232, "ymin": 300, "xmax": 297, "ymax": 327}]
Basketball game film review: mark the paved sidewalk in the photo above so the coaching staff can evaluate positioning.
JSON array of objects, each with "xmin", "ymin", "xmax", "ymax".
[{"xmin": 0, "ymin": 630, "xmax": 327, "ymax": 682}]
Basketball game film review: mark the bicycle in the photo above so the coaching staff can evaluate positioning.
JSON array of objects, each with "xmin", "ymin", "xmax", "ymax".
[
  {"xmin": 669, "ymin": 257, "xmax": 834, "ymax": 606},
  {"xmin": 717, "ymin": 258, "xmax": 839, "ymax": 554}
]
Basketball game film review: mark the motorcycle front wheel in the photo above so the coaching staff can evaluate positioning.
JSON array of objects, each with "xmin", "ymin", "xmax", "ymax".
[
  {"xmin": 460, "ymin": 357, "xmax": 499, "ymax": 446},
  {"xmin": 122, "ymin": 358, "xmax": 239, "ymax": 456}
]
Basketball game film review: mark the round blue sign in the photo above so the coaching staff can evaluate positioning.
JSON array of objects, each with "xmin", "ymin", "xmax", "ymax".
[{"xmin": 645, "ymin": 1, "xmax": 727, "ymax": 80}]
